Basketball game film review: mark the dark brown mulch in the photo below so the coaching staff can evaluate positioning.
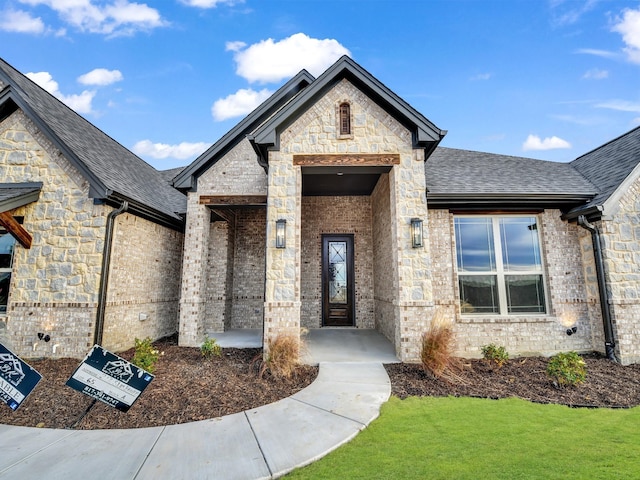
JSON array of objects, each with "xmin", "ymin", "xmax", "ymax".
[
  {"xmin": 0, "ymin": 335, "xmax": 318, "ymax": 430},
  {"xmin": 386, "ymin": 354, "xmax": 640, "ymax": 408}
]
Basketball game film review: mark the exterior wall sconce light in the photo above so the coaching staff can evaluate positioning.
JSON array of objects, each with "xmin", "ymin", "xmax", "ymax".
[
  {"xmin": 410, "ymin": 218, "xmax": 423, "ymax": 248},
  {"xmin": 566, "ymin": 326, "xmax": 578, "ymax": 336},
  {"xmin": 275, "ymin": 219, "xmax": 286, "ymax": 249},
  {"xmin": 37, "ymin": 332, "xmax": 51, "ymax": 342}
]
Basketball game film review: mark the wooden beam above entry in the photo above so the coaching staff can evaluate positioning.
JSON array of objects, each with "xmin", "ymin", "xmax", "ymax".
[
  {"xmin": 199, "ymin": 195, "xmax": 267, "ymax": 207},
  {"xmin": 0, "ymin": 212, "xmax": 32, "ymax": 249},
  {"xmin": 293, "ymin": 154, "xmax": 400, "ymax": 167}
]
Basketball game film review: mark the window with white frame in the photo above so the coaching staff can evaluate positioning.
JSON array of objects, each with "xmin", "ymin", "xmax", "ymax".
[
  {"xmin": 0, "ymin": 228, "xmax": 15, "ymax": 314},
  {"xmin": 454, "ymin": 216, "xmax": 546, "ymax": 315}
]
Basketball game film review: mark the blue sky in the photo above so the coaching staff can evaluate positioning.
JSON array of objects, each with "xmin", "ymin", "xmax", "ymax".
[{"xmin": 1, "ymin": 0, "xmax": 640, "ymax": 170}]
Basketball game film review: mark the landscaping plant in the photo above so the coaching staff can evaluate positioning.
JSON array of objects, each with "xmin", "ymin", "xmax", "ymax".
[
  {"xmin": 131, "ymin": 337, "xmax": 160, "ymax": 373},
  {"xmin": 201, "ymin": 336, "xmax": 222, "ymax": 359},
  {"xmin": 420, "ymin": 308, "xmax": 457, "ymax": 378},
  {"xmin": 259, "ymin": 333, "xmax": 301, "ymax": 379},
  {"xmin": 481, "ymin": 343, "xmax": 509, "ymax": 368},
  {"xmin": 546, "ymin": 351, "xmax": 587, "ymax": 386}
]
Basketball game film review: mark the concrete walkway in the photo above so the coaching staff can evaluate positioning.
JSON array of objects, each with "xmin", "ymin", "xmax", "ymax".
[{"xmin": 0, "ymin": 362, "xmax": 391, "ymax": 480}]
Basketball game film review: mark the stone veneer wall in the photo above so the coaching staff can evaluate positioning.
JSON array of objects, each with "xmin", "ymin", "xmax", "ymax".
[
  {"xmin": 0, "ymin": 110, "xmax": 107, "ymax": 358},
  {"xmin": 371, "ymin": 174, "xmax": 398, "ymax": 345},
  {"xmin": 230, "ymin": 208, "xmax": 266, "ymax": 328},
  {"xmin": 267, "ymin": 78, "xmax": 435, "ymax": 361},
  {"xmin": 599, "ymin": 174, "xmax": 640, "ymax": 364},
  {"xmin": 428, "ymin": 208, "xmax": 602, "ymax": 358},
  {"xmin": 101, "ymin": 213, "xmax": 184, "ymax": 352},
  {"xmin": 300, "ymin": 195, "xmax": 374, "ymax": 328}
]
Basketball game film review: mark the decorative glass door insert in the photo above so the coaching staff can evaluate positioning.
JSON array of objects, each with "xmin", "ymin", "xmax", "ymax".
[{"xmin": 322, "ymin": 235, "xmax": 354, "ymax": 326}]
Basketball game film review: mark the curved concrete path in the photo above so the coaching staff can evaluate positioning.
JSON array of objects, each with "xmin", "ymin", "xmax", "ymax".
[{"xmin": 0, "ymin": 362, "xmax": 391, "ymax": 480}]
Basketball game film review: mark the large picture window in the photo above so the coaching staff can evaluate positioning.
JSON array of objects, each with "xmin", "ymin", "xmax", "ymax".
[
  {"xmin": 0, "ymin": 228, "xmax": 15, "ymax": 314},
  {"xmin": 455, "ymin": 216, "xmax": 546, "ymax": 315}
]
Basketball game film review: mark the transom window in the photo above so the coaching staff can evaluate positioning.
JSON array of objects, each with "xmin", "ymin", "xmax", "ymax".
[
  {"xmin": 0, "ymin": 228, "xmax": 15, "ymax": 314},
  {"xmin": 339, "ymin": 102, "xmax": 351, "ymax": 135},
  {"xmin": 455, "ymin": 216, "xmax": 546, "ymax": 315}
]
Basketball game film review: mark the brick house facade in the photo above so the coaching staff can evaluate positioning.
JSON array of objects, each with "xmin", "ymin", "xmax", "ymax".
[{"xmin": 2, "ymin": 56, "xmax": 639, "ymax": 364}]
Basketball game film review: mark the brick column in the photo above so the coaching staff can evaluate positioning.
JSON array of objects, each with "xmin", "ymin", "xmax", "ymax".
[{"xmin": 178, "ymin": 193, "xmax": 210, "ymax": 346}]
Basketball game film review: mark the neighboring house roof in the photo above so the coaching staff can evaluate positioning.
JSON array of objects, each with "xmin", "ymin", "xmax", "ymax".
[
  {"xmin": 250, "ymin": 56, "xmax": 446, "ymax": 164},
  {"xmin": 0, "ymin": 58, "xmax": 186, "ymax": 229},
  {"xmin": 159, "ymin": 167, "xmax": 186, "ymax": 185},
  {"xmin": 0, "ymin": 182, "xmax": 42, "ymax": 213},
  {"xmin": 568, "ymin": 126, "xmax": 640, "ymax": 219},
  {"xmin": 173, "ymin": 70, "xmax": 316, "ymax": 190},
  {"xmin": 426, "ymin": 147, "xmax": 599, "ymax": 209}
]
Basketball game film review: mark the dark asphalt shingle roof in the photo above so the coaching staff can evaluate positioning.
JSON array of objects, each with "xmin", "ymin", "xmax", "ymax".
[
  {"xmin": 0, "ymin": 58, "xmax": 186, "ymax": 221},
  {"xmin": 570, "ymin": 126, "xmax": 640, "ymax": 211},
  {"xmin": 426, "ymin": 147, "xmax": 599, "ymax": 196},
  {"xmin": 0, "ymin": 182, "xmax": 42, "ymax": 212}
]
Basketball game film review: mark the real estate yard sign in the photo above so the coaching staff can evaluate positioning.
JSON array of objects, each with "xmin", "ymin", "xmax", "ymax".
[
  {"xmin": 0, "ymin": 342, "xmax": 42, "ymax": 411},
  {"xmin": 66, "ymin": 345, "xmax": 154, "ymax": 412}
]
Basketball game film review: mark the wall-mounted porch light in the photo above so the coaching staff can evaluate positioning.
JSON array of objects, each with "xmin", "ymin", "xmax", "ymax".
[
  {"xmin": 275, "ymin": 219, "xmax": 286, "ymax": 249},
  {"xmin": 410, "ymin": 218, "xmax": 423, "ymax": 248}
]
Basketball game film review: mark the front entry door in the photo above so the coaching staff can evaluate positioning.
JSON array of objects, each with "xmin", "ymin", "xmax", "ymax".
[{"xmin": 322, "ymin": 235, "xmax": 355, "ymax": 326}]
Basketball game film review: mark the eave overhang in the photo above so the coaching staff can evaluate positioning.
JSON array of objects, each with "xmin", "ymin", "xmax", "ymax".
[
  {"xmin": 173, "ymin": 70, "xmax": 316, "ymax": 191},
  {"xmin": 427, "ymin": 192, "xmax": 596, "ymax": 212}
]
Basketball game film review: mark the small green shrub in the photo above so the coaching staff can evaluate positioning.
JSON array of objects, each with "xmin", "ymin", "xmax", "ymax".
[
  {"xmin": 547, "ymin": 351, "xmax": 587, "ymax": 386},
  {"xmin": 201, "ymin": 336, "xmax": 222, "ymax": 359},
  {"xmin": 481, "ymin": 344, "xmax": 509, "ymax": 368},
  {"xmin": 131, "ymin": 337, "xmax": 160, "ymax": 373}
]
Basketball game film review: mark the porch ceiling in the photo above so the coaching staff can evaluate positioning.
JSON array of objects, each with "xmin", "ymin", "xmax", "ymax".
[{"xmin": 302, "ymin": 166, "xmax": 391, "ymax": 196}]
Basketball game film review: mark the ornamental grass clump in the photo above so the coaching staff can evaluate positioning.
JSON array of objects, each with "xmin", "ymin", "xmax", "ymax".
[
  {"xmin": 420, "ymin": 309, "xmax": 458, "ymax": 379},
  {"xmin": 261, "ymin": 334, "xmax": 300, "ymax": 379},
  {"xmin": 481, "ymin": 343, "xmax": 509, "ymax": 368},
  {"xmin": 547, "ymin": 351, "xmax": 587, "ymax": 386}
]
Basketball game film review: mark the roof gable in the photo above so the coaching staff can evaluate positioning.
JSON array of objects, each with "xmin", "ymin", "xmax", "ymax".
[
  {"xmin": 0, "ymin": 58, "xmax": 186, "ymax": 228},
  {"xmin": 569, "ymin": 126, "xmax": 640, "ymax": 218},
  {"xmin": 250, "ymin": 56, "xmax": 446, "ymax": 164},
  {"xmin": 173, "ymin": 70, "xmax": 315, "ymax": 190}
]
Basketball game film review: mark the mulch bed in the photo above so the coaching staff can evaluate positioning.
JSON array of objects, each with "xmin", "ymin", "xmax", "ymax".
[
  {"xmin": 2, "ymin": 338, "xmax": 639, "ymax": 431},
  {"xmin": 0, "ymin": 335, "xmax": 318, "ymax": 430},
  {"xmin": 386, "ymin": 354, "xmax": 640, "ymax": 408}
]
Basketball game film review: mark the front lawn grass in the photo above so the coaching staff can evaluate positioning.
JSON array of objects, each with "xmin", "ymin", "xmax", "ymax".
[{"xmin": 287, "ymin": 396, "xmax": 640, "ymax": 479}]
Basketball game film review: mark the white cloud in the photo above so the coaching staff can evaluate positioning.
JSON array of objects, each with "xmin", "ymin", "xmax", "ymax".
[
  {"xmin": 582, "ymin": 68, "xmax": 608, "ymax": 79},
  {"xmin": 522, "ymin": 134, "xmax": 571, "ymax": 151},
  {"xmin": 132, "ymin": 140, "xmax": 210, "ymax": 160},
  {"xmin": 225, "ymin": 40, "xmax": 246, "ymax": 52},
  {"xmin": 211, "ymin": 88, "xmax": 272, "ymax": 121},
  {"xmin": 470, "ymin": 73, "xmax": 492, "ymax": 81},
  {"xmin": 26, "ymin": 71, "xmax": 96, "ymax": 114},
  {"xmin": 612, "ymin": 6, "xmax": 640, "ymax": 64},
  {"xmin": 0, "ymin": 8, "xmax": 45, "ymax": 33},
  {"xmin": 550, "ymin": 0, "xmax": 598, "ymax": 26},
  {"xmin": 17, "ymin": 0, "xmax": 166, "ymax": 36},
  {"xmin": 574, "ymin": 48, "xmax": 619, "ymax": 59},
  {"xmin": 78, "ymin": 68, "xmax": 123, "ymax": 85},
  {"xmin": 231, "ymin": 33, "xmax": 350, "ymax": 83},
  {"xmin": 596, "ymin": 100, "xmax": 640, "ymax": 112},
  {"xmin": 180, "ymin": 0, "xmax": 240, "ymax": 8}
]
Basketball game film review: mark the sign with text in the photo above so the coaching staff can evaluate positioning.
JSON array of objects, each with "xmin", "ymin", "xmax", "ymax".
[
  {"xmin": 66, "ymin": 345, "xmax": 154, "ymax": 412},
  {"xmin": 0, "ymin": 342, "xmax": 42, "ymax": 411}
]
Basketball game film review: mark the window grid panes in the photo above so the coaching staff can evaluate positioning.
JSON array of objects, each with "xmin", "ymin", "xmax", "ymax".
[{"xmin": 455, "ymin": 216, "xmax": 546, "ymax": 315}]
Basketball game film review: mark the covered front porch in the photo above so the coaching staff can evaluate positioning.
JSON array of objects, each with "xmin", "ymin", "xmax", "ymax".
[{"xmin": 210, "ymin": 328, "xmax": 399, "ymax": 364}]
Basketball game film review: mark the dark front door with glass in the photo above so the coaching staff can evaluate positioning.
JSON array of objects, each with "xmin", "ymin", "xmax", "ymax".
[{"xmin": 322, "ymin": 235, "xmax": 355, "ymax": 326}]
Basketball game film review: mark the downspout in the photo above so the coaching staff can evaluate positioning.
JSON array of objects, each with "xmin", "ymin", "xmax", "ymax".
[
  {"xmin": 94, "ymin": 201, "xmax": 129, "ymax": 345},
  {"xmin": 577, "ymin": 215, "xmax": 617, "ymax": 361}
]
